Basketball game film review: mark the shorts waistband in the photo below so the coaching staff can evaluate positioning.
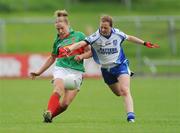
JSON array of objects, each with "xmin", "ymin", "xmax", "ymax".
[
  {"xmin": 101, "ymin": 59, "xmax": 128, "ymax": 69},
  {"xmin": 101, "ymin": 63, "xmax": 118, "ymax": 69}
]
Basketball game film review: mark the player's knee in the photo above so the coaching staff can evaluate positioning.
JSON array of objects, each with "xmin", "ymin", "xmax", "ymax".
[
  {"xmin": 120, "ymin": 86, "xmax": 130, "ymax": 96},
  {"xmin": 54, "ymin": 85, "xmax": 64, "ymax": 95}
]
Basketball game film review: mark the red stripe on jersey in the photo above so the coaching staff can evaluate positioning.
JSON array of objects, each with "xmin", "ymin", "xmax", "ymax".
[{"xmin": 58, "ymin": 44, "xmax": 85, "ymax": 58}]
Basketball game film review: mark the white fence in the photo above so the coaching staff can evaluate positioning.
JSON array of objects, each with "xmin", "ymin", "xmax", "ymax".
[
  {"xmin": 114, "ymin": 16, "xmax": 180, "ymax": 55},
  {"xmin": 1, "ymin": 16, "xmax": 180, "ymax": 54},
  {"xmin": 114, "ymin": 16, "xmax": 180, "ymax": 74},
  {"xmin": 0, "ymin": 16, "xmax": 180, "ymax": 75}
]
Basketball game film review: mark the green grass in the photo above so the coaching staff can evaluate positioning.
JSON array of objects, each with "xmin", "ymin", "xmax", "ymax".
[
  {"xmin": 1, "ymin": 18, "xmax": 180, "ymax": 74},
  {"xmin": 3, "ymin": 18, "xmax": 180, "ymax": 57},
  {"xmin": 0, "ymin": 77, "xmax": 179, "ymax": 133},
  {"xmin": 1, "ymin": 0, "xmax": 180, "ymax": 15},
  {"xmin": 0, "ymin": 0, "xmax": 180, "ymax": 69}
]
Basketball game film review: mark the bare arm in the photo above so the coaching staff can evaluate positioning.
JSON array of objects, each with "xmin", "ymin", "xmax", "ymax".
[
  {"xmin": 82, "ymin": 50, "xmax": 92, "ymax": 59},
  {"xmin": 127, "ymin": 35, "xmax": 145, "ymax": 45},
  {"xmin": 69, "ymin": 40, "xmax": 88, "ymax": 51},
  {"xmin": 127, "ymin": 35, "xmax": 160, "ymax": 48},
  {"xmin": 74, "ymin": 45, "xmax": 92, "ymax": 62},
  {"xmin": 81, "ymin": 45, "xmax": 92, "ymax": 59},
  {"xmin": 30, "ymin": 55, "xmax": 56, "ymax": 79}
]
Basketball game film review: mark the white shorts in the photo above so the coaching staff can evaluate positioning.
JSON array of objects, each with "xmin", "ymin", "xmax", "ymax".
[{"xmin": 53, "ymin": 66, "xmax": 83, "ymax": 90}]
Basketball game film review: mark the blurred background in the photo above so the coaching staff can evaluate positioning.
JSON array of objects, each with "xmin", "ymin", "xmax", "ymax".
[
  {"xmin": 0, "ymin": 1, "xmax": 180, "ymax": 133},
  {"xmin": 0, "ymin": 0, "xmax": 180, "ymax": 77}
]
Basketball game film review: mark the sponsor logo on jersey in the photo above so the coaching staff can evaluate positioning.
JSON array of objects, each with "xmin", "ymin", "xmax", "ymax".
[{"xmin": 97, "ymin": 48, "xmax": 118, "ymax": 55}]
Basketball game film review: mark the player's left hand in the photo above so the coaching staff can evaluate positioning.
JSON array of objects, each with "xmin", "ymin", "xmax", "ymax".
[
  {"xmin": 58, "ymin": 47, "xmax": 71, "ymax": 58},
  {"xmin": 74, "ymin": 55, "xmax": 83, "ymax": 62},
  {"xmin": 144, "ymin": 42, "xmax": 160, "ymax": 48}
]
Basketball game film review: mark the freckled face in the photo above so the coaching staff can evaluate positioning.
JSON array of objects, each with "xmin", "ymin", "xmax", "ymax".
[
  {"xmin": 100, "ymin": 21, "xmax": 111, "ymax": 36},
  {"xmin": 55, "ymin": 18, "xmax": 69, "ymax": 36}
]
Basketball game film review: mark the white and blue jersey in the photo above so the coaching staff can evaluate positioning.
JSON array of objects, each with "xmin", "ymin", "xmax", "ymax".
[
  {"xmin": 85, "ymin": 28, "xmax": 128, "ymax": 66},
  {"xmin": 85, "ymin": 28, "xmax": 131, "ymax": 85}
]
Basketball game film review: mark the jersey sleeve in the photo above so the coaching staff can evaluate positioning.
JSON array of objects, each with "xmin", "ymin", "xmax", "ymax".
[
  {"xmin": 119, "ymin": 31, "xmax": 128, "ymax": 40},
  {"xmin": 114, "ymin": 28, "xmax": 128, "ymax": 40},
  {"xmin": 84, "ymin": 30, "xmax": 100, "ymax": 45}
]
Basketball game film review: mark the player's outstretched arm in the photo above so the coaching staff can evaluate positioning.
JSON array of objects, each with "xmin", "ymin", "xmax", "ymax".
[
  {"xmin": 58, "ymin": 41, "xmax": 88, "ymax": 57},
  {"xmin": 127, "ymin": 35, "xmax": 159, "ymax": 48},
  {"xmin": 74, "ymin": 51, "xmax": 92, "ymax": 62},
  {"xmin": 69, "ymin": 41, "xmax": 88, "ymax": 51},
  {"xmin": 74, "ymin": 46, "xmax": 92, "ymax": 62},
  {"xmin": 30, "ymin": 55, "xmax": 56, "ymax": 79}
]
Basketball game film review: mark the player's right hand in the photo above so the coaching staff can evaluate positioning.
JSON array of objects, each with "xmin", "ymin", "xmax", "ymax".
[
  {"xmin": 30, "ymin": 72, "xmax": 40, "ymax": 80},
  {"xmin": 144, "ymin": 42, "xmax": 160, "ymax": 48}
]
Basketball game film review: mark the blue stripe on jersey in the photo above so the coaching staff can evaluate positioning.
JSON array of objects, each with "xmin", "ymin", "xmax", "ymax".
[
  {"xmin": 90, "ymin": 37, "xmax": 100, "ymax": 45},
  {"xmin": 117, "ymin": 34, "xmax": 125, "ymax": 44},
  {"xmin": 115, "ymin": 33, "xmax": 126, "ymax": 64},
  {"xmin": 116, "ymin": 48, "xmax": 126, "ymax": 64},
  {"xmin": 112, "ymin": 28, "xmax": 115, "ymax": 33},
  {"xmin": 112, "ymin": 28, "xmax": 127, "ymax": 41},
  {"xmin": 85, "ymin": 30, "xmax": 101, "ymax": 45},
  {"xmin": 91, "ymin": 47, "xmax": 100, "ymax": 64},
  {"xmin": 85, "ymin": 37, "xmax": 100, "ymax": 45}
]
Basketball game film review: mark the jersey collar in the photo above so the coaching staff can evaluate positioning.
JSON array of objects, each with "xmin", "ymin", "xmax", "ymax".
[
  {"xmin": 99, "ymin": 28, "xmax": 113, "ymax": 39},
  {"xmin": 57, "ymin": 27, "xmax": 74, "ymax": 39},
  {"xmin": 69, "ymin": 27, "xmax": 74, "ymax": 33}
]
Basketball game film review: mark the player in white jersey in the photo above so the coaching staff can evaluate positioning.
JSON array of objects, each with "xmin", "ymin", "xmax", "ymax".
[{"xmin": 59, "ymin": 15, "xmax": 159, "ymax": 122}]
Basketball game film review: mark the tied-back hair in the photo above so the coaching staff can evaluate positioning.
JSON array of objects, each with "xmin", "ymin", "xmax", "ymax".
[
  {"xmin": 101, "ymin": 15, "xmax": 113, "ymax": 27},
  {"xmin": 54, "ymin": 9, "xmax": 68, "ymax": 17},
  {"xmin": 56, "ymin": 16, "xmax": 69, "ymax": 25},
  {"xmin": 55, "ymin": 9, "xmax": 69, "ymax": 25}
]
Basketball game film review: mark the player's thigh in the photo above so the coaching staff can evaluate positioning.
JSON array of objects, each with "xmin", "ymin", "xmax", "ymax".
[
  {"xmin": 53, "ymin": 66, "xmax": 68, "ymax": 80},
  {"xmin": 109, "ymin": 74, "xmax": 130, "ymax": 96},
  {"xmin": 117, "ymin": 74, "xmax": 130, "ymax": 89},
  {"xmin": 61, "ymin": 89, "xmax": 78, "ymax": 106},
  {"xmin": 108, "ymin": 83, "xmax": 121, "ymax": 96},
  {"xmin": 53, "ymin": 78, "xmax": 65, "ymax": 95},
  {"xmin": 53, "ymin": 66, "xmax": 83, "ymax": 90},
  {"xmin": 117, "ymin": 74, "xmax": 131, "ymax": 95}
]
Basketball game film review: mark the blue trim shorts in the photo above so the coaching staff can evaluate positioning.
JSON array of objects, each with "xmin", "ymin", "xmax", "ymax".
[{"xmin": 101, "ymin": 60, "xmax": 131, "ymax": 85}]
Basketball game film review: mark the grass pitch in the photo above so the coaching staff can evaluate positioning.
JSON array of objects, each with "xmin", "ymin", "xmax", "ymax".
[{"xmin": 0, "ymin": 77, "xmax": 179, "ymax": 133}]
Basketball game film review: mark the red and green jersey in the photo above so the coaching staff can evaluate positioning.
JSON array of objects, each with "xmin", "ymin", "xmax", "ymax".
[{"xmin": 52, "ymin": 28, "xmax": 86, "ymax": 72}]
